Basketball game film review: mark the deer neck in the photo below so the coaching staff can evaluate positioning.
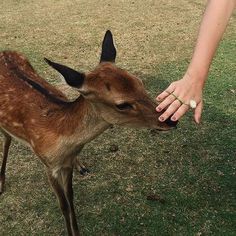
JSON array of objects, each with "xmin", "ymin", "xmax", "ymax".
[{"xmin": 57, "ymin": 96, "xmax": 111, "ymax": 145}]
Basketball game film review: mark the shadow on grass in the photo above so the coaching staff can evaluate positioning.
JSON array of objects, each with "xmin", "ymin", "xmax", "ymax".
[{"xmin": 76, "ymin": 60, "xmax": 235, "ymax": 235}]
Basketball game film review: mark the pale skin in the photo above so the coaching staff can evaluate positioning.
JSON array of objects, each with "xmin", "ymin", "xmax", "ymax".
[{"xmin": 156, "ymin": 0, "xmax": 236, "ymax": 123}]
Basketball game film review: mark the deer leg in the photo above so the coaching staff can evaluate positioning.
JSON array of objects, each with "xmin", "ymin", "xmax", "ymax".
[
  {"xmin": 0, "ymin": 131, "xmax": 12, "ymax": 194},
  {"xmin": 61, "ymin": 167, "xmax": 80, "ymax": 236},
  {"xmin": 47, "ymin": 170, "xmax": 74, "ymax": 236},
  {"xmin": 47, "ymin": 168, "xmax": 80, "ymax": 236}
]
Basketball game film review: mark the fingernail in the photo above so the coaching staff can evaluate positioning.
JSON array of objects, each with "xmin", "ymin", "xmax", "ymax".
[
  {"xmin": 156, "ymin": 107, "xmax": 162, "ymax": 112},
  {"xmin": 156, "ymin": 96, "xmax": 161, "ymax": 101},
  {"xmin": 171, "ymin": 116, "xmax": 176, "ymax": 121},
  {"xmin": 159, "ymin": 116, "xmax": 164, "ymax": 122}
]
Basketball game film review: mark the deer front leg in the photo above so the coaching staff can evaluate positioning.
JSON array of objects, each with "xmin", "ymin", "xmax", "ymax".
[
  {"xmin": 0, "ymin": 131, "xmax": 12, "ymax": 194},
  {"xmin": 47, "ymin": 167, "xmax": 80, "ymax": 236},
  {"xmin": 62, "ymin": 167, "xmax": 80, "ymax": 235}
]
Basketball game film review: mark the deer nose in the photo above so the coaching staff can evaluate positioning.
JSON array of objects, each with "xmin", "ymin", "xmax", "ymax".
[{"xmin": 164, "ymin": 117, "xmax": 178, "ymax": 128}]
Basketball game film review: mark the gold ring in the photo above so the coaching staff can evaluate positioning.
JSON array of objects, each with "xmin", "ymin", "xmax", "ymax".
[
  {"xmin": 167, "ymin": 91, "xmax": 190, "ymax": 106},
  {"xmin": 171, "ymin": 93, "xmax": 184, "ymax": 104},
  {"xmin": 165, "ymin": 90, "xmax": 172, "ymax": 95}
]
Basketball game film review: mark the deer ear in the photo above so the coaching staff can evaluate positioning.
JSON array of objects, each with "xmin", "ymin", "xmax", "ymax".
[
  {"xmin": 44, "ymin": 58, "xmax": 85, "ymax": 88},
  {"xmin": 100, "ymin": 30, "xmax": 117, "ymax": 63}
]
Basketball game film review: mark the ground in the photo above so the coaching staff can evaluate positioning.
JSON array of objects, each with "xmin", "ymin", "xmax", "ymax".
[{"xmin": 0, "ymin": 0, "xmax": 235, "ymax": 235}]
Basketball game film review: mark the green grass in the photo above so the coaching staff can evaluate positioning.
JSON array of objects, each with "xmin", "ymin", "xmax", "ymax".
[{"xmin": 0, "ymin": 1, "xmax": 236, "ymax": 235}]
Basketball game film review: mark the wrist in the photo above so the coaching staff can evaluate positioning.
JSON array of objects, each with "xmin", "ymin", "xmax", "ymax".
[{"xmin": 185, "ymin": 65, "xmax": 208, "ymax": 89}]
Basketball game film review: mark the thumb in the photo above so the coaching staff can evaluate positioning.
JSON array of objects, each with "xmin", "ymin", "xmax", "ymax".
[{"xmin": 194, "ymin": 101, "xmax": 203, "ymax": 124}]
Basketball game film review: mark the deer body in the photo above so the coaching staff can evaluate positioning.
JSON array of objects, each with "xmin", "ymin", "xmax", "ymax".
[
  {"xmin": 0, "ymin": 31, "xmax": 176, "ymax": 235},
  {"xmin": 0, "ymin": 51, "xmax": 111, "ymax": 167}
]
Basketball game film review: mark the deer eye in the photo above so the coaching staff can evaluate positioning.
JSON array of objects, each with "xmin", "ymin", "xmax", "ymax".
[{"xmin": 116, "ymin": 102, "xmax": 133, "ymax": 111}]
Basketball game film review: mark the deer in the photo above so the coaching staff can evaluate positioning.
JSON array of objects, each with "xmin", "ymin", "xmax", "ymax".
[{"xmin": 0, "ymin": 30, "xmax": 177, "ymax": 235}]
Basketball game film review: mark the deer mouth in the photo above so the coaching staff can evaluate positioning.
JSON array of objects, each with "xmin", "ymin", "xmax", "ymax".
[
  {"xmin": 152, "ymin": 116, "xmax": 178, "ymax": 132},
  {"xmin": 164, "ymin": 116, "xmax": 178, "ymax": 128}
]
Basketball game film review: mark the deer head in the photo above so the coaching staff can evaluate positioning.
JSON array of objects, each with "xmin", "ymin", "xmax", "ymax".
[{"xmin": 45, "ymin": 30, "xmax": 177, "ymax": 131}]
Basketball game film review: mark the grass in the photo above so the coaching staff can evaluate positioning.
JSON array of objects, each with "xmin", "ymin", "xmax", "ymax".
[{"xmin": 0, "ymin": 0, "xmax": 236, "ymax": 235}]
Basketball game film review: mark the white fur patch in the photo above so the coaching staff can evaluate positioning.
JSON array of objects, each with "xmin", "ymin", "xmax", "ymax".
[{"xmin": 52, "ymin": 166, "xmax": 61, "ymax": 179}]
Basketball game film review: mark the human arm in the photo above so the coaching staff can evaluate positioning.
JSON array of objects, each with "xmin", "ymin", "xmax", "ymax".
[{"xmin": 156, "ymin": 0, "xmax": 236, "ymax": 123}]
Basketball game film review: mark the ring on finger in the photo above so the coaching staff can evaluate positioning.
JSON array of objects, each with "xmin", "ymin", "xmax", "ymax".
[
  {"xmin": 189, "ymin": 99, "xmax": 197, "ymax": 109},
  {"xmin": 170, "ymin": 93, "xmax": 184, "ymax": 105},
  {"xmin": 165, "ymin": 90, "xmax": 173, "ymax": 95}
]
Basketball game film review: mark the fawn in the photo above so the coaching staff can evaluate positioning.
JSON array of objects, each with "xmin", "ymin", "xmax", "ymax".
[{"xmin": 0, "ymin": 31, "xmax": 177, "ymax": 235}]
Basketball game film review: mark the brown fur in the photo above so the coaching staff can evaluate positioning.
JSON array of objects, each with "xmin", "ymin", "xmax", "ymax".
[{"xmin": 0, "ymin": 50, "xmax": 174, "ymax": 235}]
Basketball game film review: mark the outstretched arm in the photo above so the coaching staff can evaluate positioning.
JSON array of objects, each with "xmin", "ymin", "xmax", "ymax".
[{"xmin": 156, "ymin": 0, "xmax": 236, "ymax": 123}]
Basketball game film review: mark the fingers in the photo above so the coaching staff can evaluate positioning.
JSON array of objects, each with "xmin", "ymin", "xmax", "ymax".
[
  {"xmin": 158, "ymin": 100, "xmax": 182, "ymax": 121},
  {"xmin": 159, "ymin": 101, "xmax": 189, "ymax": 122},
  {"xmin": 194, "ymin": 101, "xmax": 203, "ymax": 124},
  {"xmin": 156, "ymin": 77, "xmax": 203, "ymax": 122},
  {"xmin": 170, "ymin": 104, "xmax": 189, "ymax": 121},
  {"xmin": 156, "ymin": 83, "xmax": 175, "ymax": 102},
  {"xmin": 156, "ymin": 94, "xmax": 176, "ymax": 112}
]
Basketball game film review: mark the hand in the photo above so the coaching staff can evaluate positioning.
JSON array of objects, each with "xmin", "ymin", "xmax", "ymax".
[{"xmin": 156, "ymin": 73, "xmax": 204, "ymax": 123}]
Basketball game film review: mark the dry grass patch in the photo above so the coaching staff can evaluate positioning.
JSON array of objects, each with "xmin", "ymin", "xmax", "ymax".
[{"xmin": 0, "ymin": 0, "xmax": 235, "ymax": 235}]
